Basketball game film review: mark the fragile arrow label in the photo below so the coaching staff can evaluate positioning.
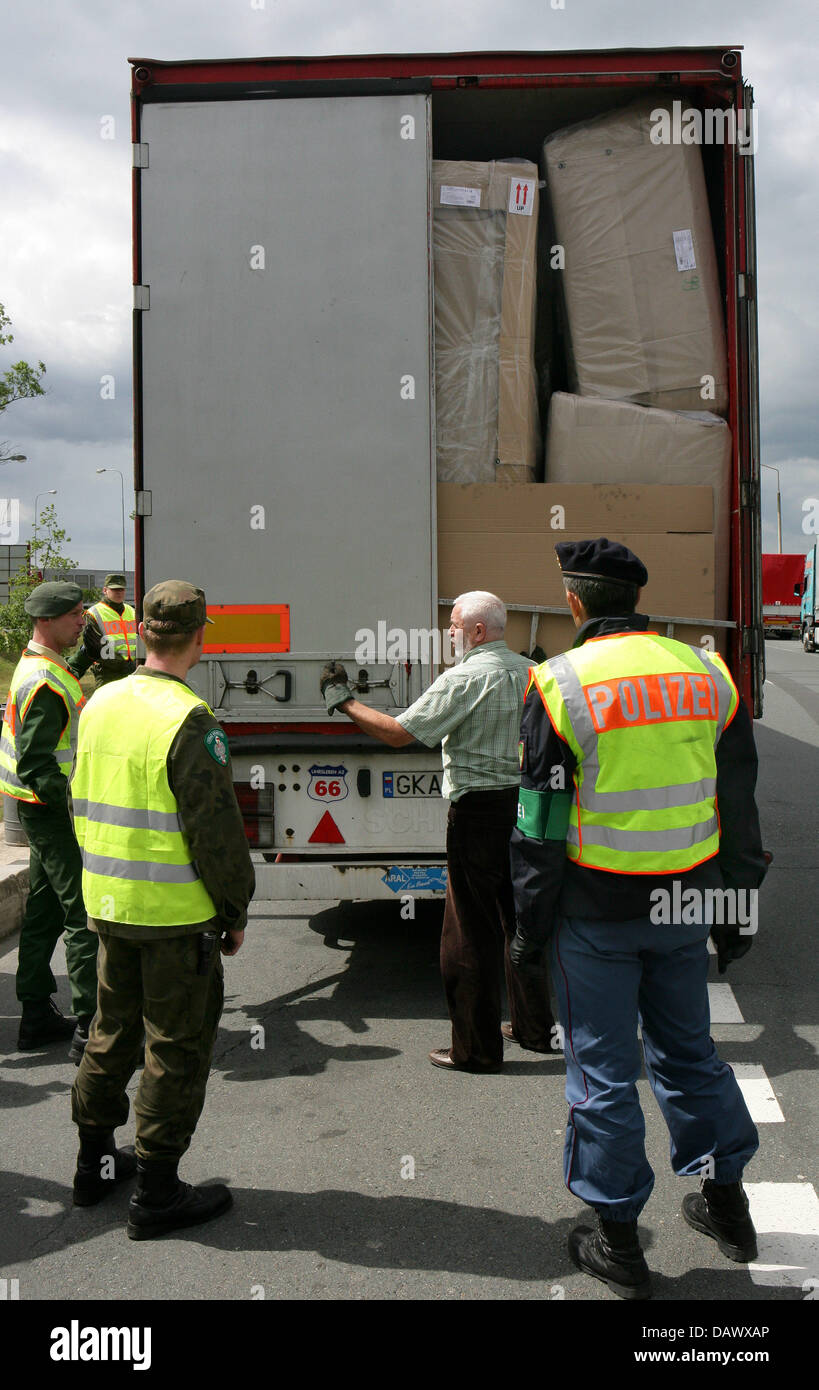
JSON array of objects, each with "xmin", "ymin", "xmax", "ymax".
[{"xmin": 508, "ymin": 177, "xmax": 535, "ymax": 216}]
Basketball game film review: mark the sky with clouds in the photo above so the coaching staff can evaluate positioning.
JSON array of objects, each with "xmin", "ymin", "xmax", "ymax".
[{"xmin": 1, "ymin": 0, "xmax": 817, "ymax": 576}]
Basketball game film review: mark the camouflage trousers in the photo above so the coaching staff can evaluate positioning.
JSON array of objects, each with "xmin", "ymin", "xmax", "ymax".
[{"xmin": 71, "ymin": 928, "xmax": 224, "ymax": 1161}]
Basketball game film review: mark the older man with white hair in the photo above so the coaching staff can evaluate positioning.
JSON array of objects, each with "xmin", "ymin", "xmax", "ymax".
[{"xmin": 319, "ymin": 591, "xmax": 554, "ymax": 1072}]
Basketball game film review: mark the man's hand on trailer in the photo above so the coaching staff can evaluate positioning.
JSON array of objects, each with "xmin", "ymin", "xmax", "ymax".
[{"xmin": 320, "ymin": 660, "xmax": 354, "ymax": 715}]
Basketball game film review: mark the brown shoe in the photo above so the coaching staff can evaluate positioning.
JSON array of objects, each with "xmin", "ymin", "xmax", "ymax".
[
  {"xmin": 501, "ymin": 1022, "xmax": 553, "ymax": 1054},
  {"xmin": 428, "ymin": 1047, "xmax": 502, "ymax": 1073}
]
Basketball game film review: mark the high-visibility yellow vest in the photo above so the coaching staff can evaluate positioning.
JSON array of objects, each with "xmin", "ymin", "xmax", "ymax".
[
  {"xmin": 71, "ymin": 672, "xmax": 218, "ymax": 926},
  {"xmin": 526, "ymin": 632, "xmax": 739, "ymax": 874},
  {"xmin": 0, "ymin": 651, "xmax": 86, "ymax": 803},
  {"xmin": 89, "ymin": 601, "xmax": 137, "ymax": 661}
]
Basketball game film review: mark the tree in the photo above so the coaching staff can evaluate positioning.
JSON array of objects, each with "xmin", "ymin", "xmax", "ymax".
[
  {"xmin": 0, "ymin": 504, "xmax": 76, "ymax": 657},
  {"xmin": 0, "ymin": 301, "xmax": 46, "ymax": 464},
  {"xmin": 29, "ymin": 503, "xmax": 75, "ymax": 574}
]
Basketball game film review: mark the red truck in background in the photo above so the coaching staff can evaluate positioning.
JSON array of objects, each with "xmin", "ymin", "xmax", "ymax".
[{"xmin": 762, "ymin": 553, "xmax": 803, "ymax": 639}]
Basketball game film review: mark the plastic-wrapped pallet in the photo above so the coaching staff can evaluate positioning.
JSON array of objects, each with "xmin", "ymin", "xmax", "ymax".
[
  {"xmin": 432, "ymin": 160, "xmax": 541, "ymax": 484},
  {"xmin": 545, "ymin": 392, "xmax": 732, "ymax": 618},
  {"xmin": 542, "ymin": 99, "xmax": 728, "ymax": 415}
]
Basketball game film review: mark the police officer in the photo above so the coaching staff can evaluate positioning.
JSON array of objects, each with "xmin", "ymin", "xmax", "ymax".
[
  {"xmin": 83, "ymin": 573, "xmax": 137, "ymax": 688},
  {"xmin": 70, "ymin": 581, "xmax": 255, "ymax": 1235},
  {"xmin": 0, "ymin": 582, "xmax": 100, "ymax": 1054},
  {"xmin": 509, "ymin": 540, "xmax": 767, "ymax": 1299}
]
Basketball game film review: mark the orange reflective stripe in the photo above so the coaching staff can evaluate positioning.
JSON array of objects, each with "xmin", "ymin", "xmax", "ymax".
[
  {"xmin": 202, "ymin": 604, "xmax": 290, "ymax": 654},
  {"xmin": 584, "ymin": 672, "xmax": 717, "ymax": 734}
]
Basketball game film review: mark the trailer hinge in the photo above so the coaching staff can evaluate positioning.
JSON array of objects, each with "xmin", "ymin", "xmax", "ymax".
[
  {"xmin": 133, "ymin": 285, "xmax": 150, "ymax": 312},
  {"xmin": 738, "ymin": 272, "xmax": 755, "ymax": 301},
  {"xmin": 739, "ymin": 478, "xmax": 759, "ymax": 509},
  {"xmin": 132, "ymin": 143, "xmax": 149, "ymax": 168},
  {"xmin": 742, "ymin": 626, "xmax": 760, "ymax": 655},
  {"xmin": 135, "ymin": 490, "xmax": 152, "ymax": 517}
]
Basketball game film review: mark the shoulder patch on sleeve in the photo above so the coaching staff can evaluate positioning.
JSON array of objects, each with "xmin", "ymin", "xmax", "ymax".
[{"xmin": 204, "ymin": 728, "xmax": 230, "ymax": 766}]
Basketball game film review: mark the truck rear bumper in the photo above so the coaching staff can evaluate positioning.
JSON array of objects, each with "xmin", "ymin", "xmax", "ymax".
[{"xmin": 251, "ymin": 859, "xmax": 447, "ymax": 902}]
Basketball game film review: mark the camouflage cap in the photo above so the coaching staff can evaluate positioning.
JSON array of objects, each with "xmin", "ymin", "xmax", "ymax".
[
  {"xmin": 104, "ymin": 572, "xmax": 127, "ymax": 588},
  {"xmin": 24, "ymin": 581, "xmax": 84, "ymax": 618},
  {"xmin": 142, "ymin": 580, "xmax": 214, "ymax": 634}
]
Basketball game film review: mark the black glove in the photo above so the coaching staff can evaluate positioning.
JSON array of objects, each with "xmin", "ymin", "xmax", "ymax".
[
  {"xmin": 710, "ymin": 925, "xmax": 753, "ymax": 975},
  {"xmin": 81, "ymin": 620, "xmax": 103, "ymax": 658},
  {"xmin": 509, "ymin": 929, "xmax": 549, "ymax": 974},
  {"xmin": 319, "ymin": 660, "xmax": 354, "ymax": 716}
]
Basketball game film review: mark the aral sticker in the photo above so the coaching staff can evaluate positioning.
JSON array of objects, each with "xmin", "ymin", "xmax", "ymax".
[{"xmin": 204, "ymin": 729, "xmax": 230, "ymax": 766}]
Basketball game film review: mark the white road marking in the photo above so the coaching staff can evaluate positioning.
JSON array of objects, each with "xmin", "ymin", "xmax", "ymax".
[
  {"xmin": 746, "ymin": 1183, "xmax": 819, "ymax": 1290},
  {"xmin": 708, "ymin": 982, "xmax": 744, "ymax": 1023},
  {"xmin": 732, "ymin": 1064, "xmax": 785, "ymax": 1122}
]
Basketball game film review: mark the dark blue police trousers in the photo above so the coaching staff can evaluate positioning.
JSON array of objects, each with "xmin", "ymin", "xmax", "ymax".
[{"xmin": 550, "ymin": 914, "xmax": 759, "ymax": 1221}]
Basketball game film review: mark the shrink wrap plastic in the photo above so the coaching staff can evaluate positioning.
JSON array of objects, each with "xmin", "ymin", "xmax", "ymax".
[
  {"xmin": 542, "ymin": 99, "xmax": 728, "ymax": 415},
  {"xmin": 432, "ymin": 160, "xmax": 540, "ymax": 483}
]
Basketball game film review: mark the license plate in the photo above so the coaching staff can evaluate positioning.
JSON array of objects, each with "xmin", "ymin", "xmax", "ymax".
[{"xmin": 382, "ymin": 771, "xmax": 443, "ymax": 798}]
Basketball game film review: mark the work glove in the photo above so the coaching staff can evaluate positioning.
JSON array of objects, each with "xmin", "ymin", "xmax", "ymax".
[
  {"xmin": 509, "ymin": 928, "xmax": 550, "ymax": 975},
  {"xmin": 319, "ymin": 660, "xmax": 354, "ymax": 716},
  {"xmin": 81, "ymin": 620, "xmax": 103, "ymax": 659},
  {"xmin": 710, "ymin": 850, "xmax": 772, "ymax": 974},
  {"xmin": 710, "ymin": 926, "xmax": 753, "ymax": 975}
]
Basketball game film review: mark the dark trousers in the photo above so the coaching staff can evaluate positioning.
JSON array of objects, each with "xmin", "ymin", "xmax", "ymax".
[
  {"xmin": 16, "ymin": 802, "xmax": 98, "ymax": 1018},
  {"xmin": 551, "ymin": 915, "xmax": 759, "ymax": 1219},
  {"xmin": 442, "ymin": 788, "xmax": 554, "ymax": 1068},
  {"xmin": 72, "ymin": 929, "xmax": 224, "ymax": 1162}
]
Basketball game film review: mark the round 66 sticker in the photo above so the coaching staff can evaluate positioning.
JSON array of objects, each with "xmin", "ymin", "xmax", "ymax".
[{"xmin": 307, "ymin": 763, "xmax": 349, "ymax": 802}]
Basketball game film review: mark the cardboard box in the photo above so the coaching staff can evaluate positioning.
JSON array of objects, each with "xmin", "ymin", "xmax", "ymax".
[
  {"xmin": 432, "ymin": 160, "xmax": 541, "ymax": 483},
  {"xmin": 542, "ymin": 99, "xmax": 728, "ymax": 415},
  {"xmin": 545, "ymin": 393, "xmax": 732, "ymax": 617},
  {"xmin": 436, "ymin": 482, "xmax": 718, "ymax": 659},
  {"xmin": 438, "ymin": 480, "xmax": 714, "ymax": 536}
]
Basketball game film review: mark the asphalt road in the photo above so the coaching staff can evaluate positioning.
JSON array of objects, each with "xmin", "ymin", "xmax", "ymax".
[{"xmin": 0, "ymin": 642, "xmax": 816, "ymax": 1311}]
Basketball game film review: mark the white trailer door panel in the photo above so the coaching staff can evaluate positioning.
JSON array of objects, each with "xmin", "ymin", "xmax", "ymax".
[{"xmin": 138, "ymin": 95, "xmax": 434, "ymax": 714}]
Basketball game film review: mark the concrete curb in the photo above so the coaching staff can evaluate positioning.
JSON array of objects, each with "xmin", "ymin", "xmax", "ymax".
[{"xmin": 0, "ymin": 861, "xmax": 29, "ymax": 943}]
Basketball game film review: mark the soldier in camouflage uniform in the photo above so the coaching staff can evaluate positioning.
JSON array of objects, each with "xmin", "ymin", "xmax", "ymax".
[
  {"xmin": 70, "ymin": 581, "xmax": 255, "ymax": 1233},
  {"xmin": 83, "ymin": 572, "xmax": 137, "ymax": 689},
  {"xmin": 0, "ymin": 582, "xmax": 100, "ymax": 1054}
]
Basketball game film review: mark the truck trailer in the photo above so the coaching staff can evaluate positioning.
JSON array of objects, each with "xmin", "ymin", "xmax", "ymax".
[
  {"xmin": 128, "ymin": 49, "xmax": 763, "ymax": 901},
  {"xmin": 761, "ymin": 553, "xmax": 803, "ymax": 640}
]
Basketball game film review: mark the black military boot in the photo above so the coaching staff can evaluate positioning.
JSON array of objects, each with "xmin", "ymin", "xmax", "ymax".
[
  {"xmin": 127, "ymin": 1158, "xmax": 232, "ymax": 1241},
  {"xmin": 17, "ymin": 998, "xmax": 76, "ymax": 1050},
  {"xmin": 69, "ymin": 1015, "xmax": 94, "ymax": 1066},
  {"xmin": 72, "ymin": 1128, "xmax": 138, "ymax": 1206},
  {"xmin": 682, "ymin": 1179, "xmax": 758, "ymax": 1262},
  {"xmin": 568, "ymin": 1212, "xmax": 652, "ymax": 1300}
]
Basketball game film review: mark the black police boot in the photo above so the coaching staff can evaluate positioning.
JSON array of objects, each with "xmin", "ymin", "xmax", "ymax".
[
  {"xmin": 568, "ymin": 1212, "xmax": 652, "ymax": 1300},
  {"xmin": 72, "ymin": 1128, "xmax": 138, "ymax": 1206},
  {"xmin": 682, "ymin": 1179, "xmax": 758, "ymax": 1262},
  {"xmin": 69, "ymin": 1015, "xmax": 94, "ymax": 1066},
  {"xmin": 17, "ymin": 998, "xmax": 76, "ymax": 1050},
  {"xmin": 126, "ymin": 1158, "xmax": 232, "ymax": 1241}
]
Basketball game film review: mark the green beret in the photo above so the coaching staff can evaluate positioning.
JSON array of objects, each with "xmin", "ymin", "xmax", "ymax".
[
  {"xmin": 104, "ymin": 573, "xmax": 127, "ymax": 588},
  {"xmin": 24, "ymin": 581, "xmax": 84, "ymax": 618}
]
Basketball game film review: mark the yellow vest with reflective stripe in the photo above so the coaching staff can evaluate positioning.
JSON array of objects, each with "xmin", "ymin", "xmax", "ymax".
[
  {"xmin": 0, "ymin": 652, "xmax": 86, "ymax": 804},
  {"xmin": 530, "ymin": 632, "xmax": 739, "ymax": 874},
  {"xmin": 71, "ymin": 672, "xmax": 218, "ymax": 926},
  {"xmin": 89, "ymin": 601, "xmax": 137, "ymax": 661}
]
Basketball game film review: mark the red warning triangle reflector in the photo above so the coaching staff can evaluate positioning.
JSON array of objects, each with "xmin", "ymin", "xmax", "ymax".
[{"xmin": 309, "ymin": 810, "xmax": 345, "ymax": 845}]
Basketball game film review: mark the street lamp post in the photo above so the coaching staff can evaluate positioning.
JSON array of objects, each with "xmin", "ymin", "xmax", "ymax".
[
  {"xmin": 96, "ymin": 468, "xmax": 126, "ymax": 574},
  {"xmin": 761, "ymin": 465, "xmax": 782, "ymax": 554},
  {"xmin": 33, "ymin": 489, "xmax": 57, "ymax": 572}
]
